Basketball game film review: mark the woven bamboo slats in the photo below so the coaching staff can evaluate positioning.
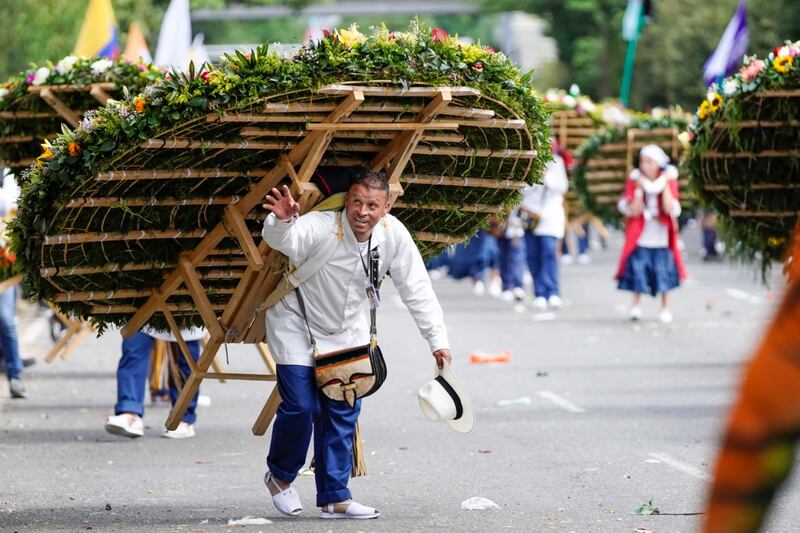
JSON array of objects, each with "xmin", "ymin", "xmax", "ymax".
[
  {"xmin": 37, "ymin": 83, "xmax": 536, "ymax": 332},
  {"xmin": 550, "ymin": 109, "xmax": 602, "ymax": 153},
  {"xmin": 0, "ymin": 83, "xmax": 121, "ymax": 173},
  {"xmin": 689, "ymin": 89, "xmax": 800, "ymax": 265}
]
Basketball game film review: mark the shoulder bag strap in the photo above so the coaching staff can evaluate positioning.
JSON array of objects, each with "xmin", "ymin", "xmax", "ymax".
[{"xmin": 294, "ymin": 287, "xmax": 319, "ymax": 356}]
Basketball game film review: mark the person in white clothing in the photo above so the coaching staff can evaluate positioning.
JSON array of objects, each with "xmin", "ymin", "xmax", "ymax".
[
  {"xmin": 260, "ymin": 168, "xmax": 451, "ymax": 520},
  {"xmin": 521, "ymin": 152, "xmax": 569, "ymax": 310}
]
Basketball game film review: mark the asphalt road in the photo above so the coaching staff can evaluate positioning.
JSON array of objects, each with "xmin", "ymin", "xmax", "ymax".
[{"xmin": 1, "ymin": 227, "xmax": 795, "ymax": 533}]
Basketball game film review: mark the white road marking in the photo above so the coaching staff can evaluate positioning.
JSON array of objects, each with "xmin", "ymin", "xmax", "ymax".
[
  {"xmin": 532, "ymin": 312, "xmax": 556, "ymax": 322},
  {"xmin": 725, "ymin": 288, "xmax": 764, "ymax": 305},
  {"xmin": 537, "ymin": 390, "xmax": 586, "ymax": 413},
  {"xmin": 647, "ymin": 452, "xmax": 711, "ymax": 482}
]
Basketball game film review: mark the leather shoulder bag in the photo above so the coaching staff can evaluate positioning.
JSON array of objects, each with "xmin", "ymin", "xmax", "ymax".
[{"xmin": 295, "ymin": 243, "xmax": 387, "ymax": 408}]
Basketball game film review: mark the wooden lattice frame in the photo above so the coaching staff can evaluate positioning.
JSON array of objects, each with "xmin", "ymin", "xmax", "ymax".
[
  {"xmin": 551, "ymin": 109, "xmax": 602, "ymax": 153},
  {"xmin": 37, "ymin": 83, "xmax": 538, "ymax": 432}
]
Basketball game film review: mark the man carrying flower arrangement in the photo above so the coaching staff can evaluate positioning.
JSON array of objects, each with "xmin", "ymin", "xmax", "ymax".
[{"xmin": 260, "ymin": 168, "xmax": 452, "ymax": 519}]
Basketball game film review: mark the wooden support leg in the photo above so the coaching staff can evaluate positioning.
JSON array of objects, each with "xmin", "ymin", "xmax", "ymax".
[
  {"xmin": 165, "ymin": 338, "xmax": 221, "ymax": 430},
  {"xmin": 44, "ymin": 322, "xmax": 81, "ymax": 363},
  {"xmin": 59, "ymin": 325, "xmax": 93, "ymax": 360},
  {"xmin": 210, "ymin": 357, "xmax": 227, "ymax": 383},
  {"xmin": 252, "ymin": 386, "xmax": 282, "ymax": 436},
  {"xmin": 256, "ymin": 343, "xmax": 277, "ymax": 375}
]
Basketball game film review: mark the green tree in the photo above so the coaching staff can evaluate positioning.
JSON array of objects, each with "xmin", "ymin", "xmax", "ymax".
[{"xmin": 479, "ymin": 0, "xmax": 799, "ymax": 109}]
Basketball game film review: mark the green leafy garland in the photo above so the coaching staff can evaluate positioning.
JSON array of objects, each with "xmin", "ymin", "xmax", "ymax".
[
  {"xmin": 682, "ymin": 41, "xmax": 800, "ymax": 274},
  {"xmin": 10, "ymin": 21, "xmax": 551, "ymax": 331},
  {"xmin": 0, "ymin": 56, "xmax": 164, "ymax": 171}
]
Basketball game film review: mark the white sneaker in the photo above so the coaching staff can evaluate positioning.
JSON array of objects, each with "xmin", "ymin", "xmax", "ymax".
[
  {"xmin": 162, "ymin": 421, "xmax": 195, "ymax": 439},
  {"xmin": 499, "ymin": 290, "xmax": 514, "ymax": 302},
  {"xmin": 577, "ymin": 253, "xmax": 592, "ymax": 265},
  {"xmin": 487, "ymin": 279, "xmax": 502, "ymax": 297},
  {"xmin": 659, "ymin": 308, "xmax": 673, "ymax": 324},
  {"xmin": 471, "ymin": 280, "xmax": 486, "ymax": 296},
  {"xmin": 547, "ymin": 295, "xmax": 563, "ymax": 309},
  {"xmin": 561, "ymin": 254, "xmax": 575, "ymax": 265},
  {"xmin": 105, "ymin": 413, "xmax": 144, "ymax": 438},
  {"xmin": 531, "ymin": 296, "xmax": 548, "ymax": 311},
  {"xmin": 512, "ymin": 287, "xmax": 527, "ymax": 302},
  {"xmin": 629, "ymin": 306, "xmax": 642, "ymax": 321}
]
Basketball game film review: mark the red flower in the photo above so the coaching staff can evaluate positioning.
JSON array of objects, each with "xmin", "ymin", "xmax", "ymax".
[
  {"xmin": 773, "ymin": 45, "xmax": 784, "ymax": 56},
  {"xmin": 484, "ymin": 46, "xmax": 496, "ymax": 53},
  {"xmin": 431, "ymin": 28, "xmax": 449, "ymax": 44},
  {"xmin": 322, "ymin": 28, "xmax": 331, "ymax": 37},
  {"xmin": 472, "ymin": 63, "xmax": 484, "ymax": 72},
  {"xmin": 388, "ymin": 34, "xmax": 396, "ymax": 41},
  {"xmin": 200, "ymin": 70, "xmax": 209, "ymax": 81}
]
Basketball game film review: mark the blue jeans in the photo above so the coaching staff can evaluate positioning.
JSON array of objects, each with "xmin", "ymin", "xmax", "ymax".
[
  {"xmin": 267, "ymin": 364, "xmax": 361, "ymax": 507},
  {"xmin": 115, "ymin": 332, "xmax": 201, "ymax": 424},
  {"xmin": 525, "ymin": 233, "xmax": 560, "ymax": 298},
  {"xmin": 498, "ymin": 237, "xmax": 525, "ymax": 291},
  {"xmin": 578, "ymin": 223, "xmax": 590, "ymax": 255},
  {"xmin": 0, "ymin": 287, "xmax": 21, "ymax": 380}
]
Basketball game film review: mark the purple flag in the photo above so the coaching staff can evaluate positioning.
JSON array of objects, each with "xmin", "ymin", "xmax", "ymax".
[{"xmin": 703, "ymin": 0, "xmax": 749, "ymax": 85}]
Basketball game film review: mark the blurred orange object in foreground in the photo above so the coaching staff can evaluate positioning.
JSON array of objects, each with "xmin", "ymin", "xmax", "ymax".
[
  {"xmin": 469, "ymin": 351, "xmax": 512, "ymax": 364},
  {"xmin": 704, "ymin": 229, "xmax": 800, "ymax": 533}
]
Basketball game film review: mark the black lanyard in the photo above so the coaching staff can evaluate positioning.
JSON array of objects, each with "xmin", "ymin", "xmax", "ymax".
[{"xmin": 357, "ymin": 236, "xmax": 371, "ymax": 278}]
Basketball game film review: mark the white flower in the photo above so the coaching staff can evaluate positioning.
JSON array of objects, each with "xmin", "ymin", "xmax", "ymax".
[
  {"xmin": 723, "ymin": 78, "xmax": 739, "ymax": 96},
  {"xmin": 57, "ymin": 55, "xmax": 79, "ymax": 74},
  {"xmin": 562, "ymin": 95, "xmax": 576, "ymax": 108},
  {"xmin": 0, "ymin": 88, "xmax": 8, "ymax": 101},
  {"xmin": 650, "ymin": 107, "xmax": 667, "ymax": 120},
  {"xmin": 91, "ymin": 59, "xmax": 113, "ymax": 75},
  {"xmin": 31, "ymin": 67, "xmax": 50, "ymax": 86}
]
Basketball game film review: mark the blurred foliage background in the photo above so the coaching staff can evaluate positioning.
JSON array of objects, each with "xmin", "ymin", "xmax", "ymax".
[{"xmin": 0, "ymin": 0, "xmax": 797, "ymax": 109}]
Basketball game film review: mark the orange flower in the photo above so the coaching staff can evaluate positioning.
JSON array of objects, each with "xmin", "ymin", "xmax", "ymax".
[
  {"xmin": 134, "ymin": 98, "xmax": 146, "ymax": 113},
  {"xmin": 68, "ymin": 142, "xmax": 80, "ymax": 157}
]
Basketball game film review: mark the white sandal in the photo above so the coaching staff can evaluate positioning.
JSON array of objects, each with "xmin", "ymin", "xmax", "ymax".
[
  {"xmin": 264, "ymin": 472, "xmax": 303, "ymax": 516},
  {"xmin": 320, "ymin": 500, "xmax": 380, "ymax": 519}
]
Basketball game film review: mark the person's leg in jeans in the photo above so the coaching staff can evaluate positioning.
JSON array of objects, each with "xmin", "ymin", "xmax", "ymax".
[
  {"xmin": 267, "ymin": 365, "xmax": 319, "ymax": 486},
  {"xmin": 167, "ymin": 339, "xmax": 202, "ymax": 424},
  {"xmin": 0, "ymin": 287, "xmax": 22, "ymax": 381},
  {"xmin": 314, "ymin": 393, "xmax": 361, "ymax": 507},
  {"xmin": 538, "ymin": 236, "xmax": 560, "ymax": 297},
  {"xmin": 498, "ymin": 237, "xmax": 512, "ymax": 291},
  {"xmin": 578, "ymin": 223, "xmax": 590, "ymax": 255},
  {"xmin": 508, "ymin": 238, "xmax": 526, "ymax": 290},
  {"xmin": 115, "ymin": 332, "xmax": 154, "ymax": 417},
  {"xmin": 524, "ymin": 232, "xmax": 539, "ymax": 294}
]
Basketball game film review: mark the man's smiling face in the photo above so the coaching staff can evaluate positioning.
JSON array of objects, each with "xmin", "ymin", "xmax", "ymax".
[{"xmin": 344, "ymin": 183, "xmax": 390, "ymax": 242}]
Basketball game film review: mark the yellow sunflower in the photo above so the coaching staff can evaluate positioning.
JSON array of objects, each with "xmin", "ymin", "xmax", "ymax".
[
  {"xmin": 708, "ymin": 92, "xmax": 723, "ymax": 113},
  {"xmin": 697, "ymin": 100, "xmax": 711, "ymax": 121},
  {"xmin": 773, "ymin": 55, "xmax": 793, "ymax": 74}
]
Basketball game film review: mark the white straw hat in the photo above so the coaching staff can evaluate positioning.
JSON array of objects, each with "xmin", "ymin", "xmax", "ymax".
[{"xmin": 417, "ymin": 362, "xmax": 475, "ymax": 433}]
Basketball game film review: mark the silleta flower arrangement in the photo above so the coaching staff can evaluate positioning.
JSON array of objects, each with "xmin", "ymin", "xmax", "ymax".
[
  {"xmin": 0, "ymin": 55, "xmax": 164, "ymax": 174},
  {"xmin": 682, "ymin": 41, "xmax": 800, "ymax": 273},
  {"xmin": 11, "ymin": 21, "xmax": 551, "ymax": 331}
]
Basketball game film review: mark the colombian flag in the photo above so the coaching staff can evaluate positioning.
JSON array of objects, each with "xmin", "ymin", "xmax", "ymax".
[{"xmin": 74, "ymin": 0, "xmax": 120, "ymax": 58}]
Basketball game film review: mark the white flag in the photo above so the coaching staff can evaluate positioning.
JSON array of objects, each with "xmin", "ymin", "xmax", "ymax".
[{"xmin": 155, "ymin": 0, "xmax": 192, "ymax": 70}]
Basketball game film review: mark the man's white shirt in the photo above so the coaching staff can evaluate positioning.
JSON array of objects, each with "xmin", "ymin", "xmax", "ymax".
[{"xmin": 262, "ymin": 209, "xmax": 449, "ymax": 367}]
